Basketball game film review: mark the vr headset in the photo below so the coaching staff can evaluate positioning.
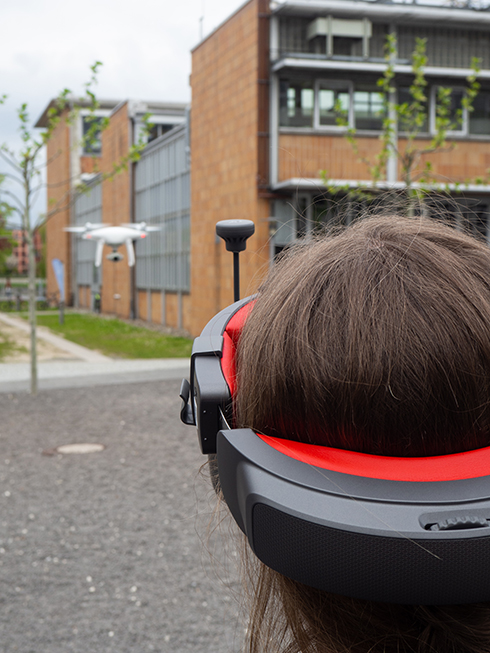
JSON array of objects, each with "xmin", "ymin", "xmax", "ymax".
[{"xmin": 180, "ymin": 227, "xmax": 490, "ymax": 606}]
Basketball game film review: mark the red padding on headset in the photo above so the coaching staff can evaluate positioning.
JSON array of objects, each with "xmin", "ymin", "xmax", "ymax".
[
  {"xmin": 258, "ymin": 433, "xmax": 490, "ymax": 482},
  {"xmin": 222, "ymin": 301, "xmax": 490, "ymax": 482},
  {"xmin": 221, "ymin": 331, "xmax": 237, "ymax": 396},
  {"xmin": 222, "ymin": 302, "xmax": 254, "ymax": 397}
]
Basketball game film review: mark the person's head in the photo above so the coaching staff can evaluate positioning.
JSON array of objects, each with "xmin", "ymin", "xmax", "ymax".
[{"xmin": 232, "ymin": 214, "xmax": 490, "ymax": 652}]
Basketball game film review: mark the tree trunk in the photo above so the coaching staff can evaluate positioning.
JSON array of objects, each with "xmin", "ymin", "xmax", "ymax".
[{"xmin": 24, "ymin": 178, "xmax": 37, "ymax": 395}]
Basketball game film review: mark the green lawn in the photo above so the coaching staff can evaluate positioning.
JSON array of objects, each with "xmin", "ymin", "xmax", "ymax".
[
  {"xmin": 33, "ymin": 313, "xmax": 192, "ymax": 359},
  {"xmin": 0, "ymin": 327, "xmax": 27, "ymax": 361}
]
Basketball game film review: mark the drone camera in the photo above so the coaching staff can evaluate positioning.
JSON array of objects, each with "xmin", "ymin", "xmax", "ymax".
[{"xmin": 107, "ymin": 251, "xmax": 124, "ymax": 262}]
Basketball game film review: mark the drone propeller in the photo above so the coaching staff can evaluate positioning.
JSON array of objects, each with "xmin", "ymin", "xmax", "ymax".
[
  {"xmin": 65, "ymin": 226, "xmax": 89, "ymax": 233},
  {"xmin": 120, "ymin": 222, "xmax": 161, "ymax": 232},
  {"xmin": 120, "ymin": 222, "xmax": 144, "ymax": 229},
  {"xmin": 65, "ymin": 222, "xmax": 108, "ymax": 233}
]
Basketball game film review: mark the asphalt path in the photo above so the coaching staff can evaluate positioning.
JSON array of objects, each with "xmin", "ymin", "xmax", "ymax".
[{"xmin": 0, "ymin": 377, "xmax": 244, "ymax": 652}]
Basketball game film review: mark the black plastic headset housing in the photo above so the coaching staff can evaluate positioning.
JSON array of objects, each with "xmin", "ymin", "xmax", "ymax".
[
  {"xmin": 217, "ymin": 427, "xmax": 490, "ymax": 605},
  {"xmin": 181, "ymin": 298, "xmax": 490, "ymax": 605},
  {"xmin": 180, "ymin": 297, "xmax": 252, "ymax": 454}
]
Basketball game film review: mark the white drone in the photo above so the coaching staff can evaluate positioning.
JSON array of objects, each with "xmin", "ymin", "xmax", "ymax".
[{"xmin": 65, "ymin": 222, "xmax": 160, "ymax": 267}]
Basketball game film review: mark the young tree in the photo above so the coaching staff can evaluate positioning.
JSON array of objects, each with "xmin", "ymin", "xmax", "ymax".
[
  {"xmin": 322, "ymin": 35, "xmax": 482, "ymax": 213},
  {"xmin": 0, "ymin": 63, "xmax": 151, "ymax": 395}
]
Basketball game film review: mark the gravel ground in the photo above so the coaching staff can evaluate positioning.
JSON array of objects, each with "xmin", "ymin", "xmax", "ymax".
[{"xmin": 0, "ymin": 379, "xmax": 244, "ymax": 653}]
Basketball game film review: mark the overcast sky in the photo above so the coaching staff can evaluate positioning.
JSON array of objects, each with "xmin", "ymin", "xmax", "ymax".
[{"xmin": 0, "ymin": 0, "xmax": 245, "ymax": 223}]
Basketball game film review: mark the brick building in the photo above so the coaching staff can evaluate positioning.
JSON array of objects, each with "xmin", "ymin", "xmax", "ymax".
[
  {"xmin": 11, "ymin": 229, "xmax": 42, "ymax": 275},
  {"xmin": 72, "ymin": 114, "xmax": 190, "ymax": 326},
  {"xmin": 40, "ymin": 0, "xmax": 490, "ymax": 336},
  {"xmin": 36, "ymin": 99, "xmax": 187, "ymax": 318},
  {"xmin": 188, "ymin": 0, "xmax": 490, "ymax": 334}
]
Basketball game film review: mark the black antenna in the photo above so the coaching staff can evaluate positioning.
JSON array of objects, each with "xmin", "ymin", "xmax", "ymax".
[{"xmin": 216, "ymin": 219, "xmax": 255, "ymax": 302}]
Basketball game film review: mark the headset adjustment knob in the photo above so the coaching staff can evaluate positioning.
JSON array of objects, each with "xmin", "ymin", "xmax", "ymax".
[{"xmin": 430, "ymin": 515, "xmax": 489, "ymax": 531}]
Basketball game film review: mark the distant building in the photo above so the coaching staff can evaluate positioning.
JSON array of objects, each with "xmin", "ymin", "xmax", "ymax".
[
  {"xmin": 35, "ymin": 99, "xmax": 188, "ymax": 319},
  {"xmin": 11, "ymin": 229, "xmax": 42, "ymax": 275},
  {"xmin": 41, "ymin": 0, "xmax": 490, "ymax": 336}
]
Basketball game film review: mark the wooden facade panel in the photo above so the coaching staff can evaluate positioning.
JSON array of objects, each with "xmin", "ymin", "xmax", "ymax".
[
  {"xmin": 137, "ymin": 289, "xmax": 148, "ymax": 321},
  {"xmin": 279, "ymin": 133, "xmax": 490, "ymax": 185},
  {"xmin": 403, "ymin": 139, "xmax": 490, "ymax": 183},
  {"xmin": 78, "ymin": 285, "xmax": 91, "ymax": 309},
  {"xmin": 279, "ymin": 133, "xmax": 379, "ymax": 182},
  {"xmin": 166, "ymin": 293, "xmax": 178, "ymax": 328},
  {"xmin": 150, "ymin": 291, "xmax": 162, "ymax": 324}
]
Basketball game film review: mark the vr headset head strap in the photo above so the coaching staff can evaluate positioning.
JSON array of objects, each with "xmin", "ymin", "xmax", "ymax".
[{"xmin": 181, "ymin": 297, "xmax": 490, "ymax": 605}]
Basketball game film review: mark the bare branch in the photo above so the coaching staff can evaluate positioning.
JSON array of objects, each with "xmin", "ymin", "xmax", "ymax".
[
  {"xmin": 0, "ymin": 147, "xmax": 21, "ymax": 172},
  {"xmin": 4, "ymin": 206, "xmax": 22, "ymax": 220},
  {"xmin": 45, "ymin": 189, "xmax": 75, "ymax": 220},
  {"xmin": 39, "ymin": 148, "xmax": 63, "ymax": 169},
  {"xmin": 0, "ymin": 189, "xmax": 24, "ymax": 212},
  {"xmin": 0, "ymin": 171, "xmax": 25, "ymax": 187},
  {"xmin": 29, "ymin": 187, "xmax": 44, "ymax": 210},
  {"xmin": 418, "ymin": 144, "xmax": 455, "ymax": 157},
  {"xmin": 46, "ymin": 171, "xmax": 100, "ymax": 189},
  {"xmin": 29, "ymin": 183, "xmax": 45, "ymax": 196}
]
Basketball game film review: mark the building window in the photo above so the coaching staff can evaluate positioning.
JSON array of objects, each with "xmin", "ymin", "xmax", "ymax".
[
  {"xmin": 354, "ymin": 86, "xmax": 385, "ymax": 130},
  {"xmin": 82, "ymin": 116, "xmax": 103, "ymax": 155},
  {"xmin": 431, "ymin": 87, "xmax": 490, "ymax": 137},
  {"xmin": 469, "ymin": 91, "xmax": 490, "ymax": 136},
  {"xmin": 280, "ymin": 78, "xmax": 385, "ymax": 131},
  {"xmin": 148, "ymin": 124, "xmax": 174, "ymax": 142},
  {"xmin": 434, "ymin": 87, "xmax": 466, "ymax": 135},
  {"xmin": 397, "ymin": 87, "xmax": 429, "ymax": 133},
  {"xmin": 280, "ymin": 79, "xmax": 314, "ymax": 127},
  {"xmin": 280, "ymin": 79, "xmax": 490, "ymax": 137},
  {"xmin": 317, "ymin": 82, "xmax": 351, "ymax": 127}
]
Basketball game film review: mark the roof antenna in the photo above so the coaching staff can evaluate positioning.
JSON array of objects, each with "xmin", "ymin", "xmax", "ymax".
[
  {"xmin": 199, "ymin": 0, "xmax": 204, "ymax": 40},
  {"xmin": 216, "ymin": 220, "xmax": 255, "ymax": 302}
]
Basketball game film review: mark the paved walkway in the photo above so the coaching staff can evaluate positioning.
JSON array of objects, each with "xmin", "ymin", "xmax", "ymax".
[
  {"xmin": 0, "ymin": 314, "xmax": 243, "ymax": 653},
  {"xmin": 0, "ymin": 313, "xmax": 190, "ymax": 393},
  {"xmin": 0, "ymin": 378, "xmax": 242, "ymax": 653}
]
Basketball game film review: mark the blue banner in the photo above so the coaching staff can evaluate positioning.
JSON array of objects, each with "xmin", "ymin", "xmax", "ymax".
[{"xmin": 51, "ymin": 258, "xmax": 65, "ymax": 302}]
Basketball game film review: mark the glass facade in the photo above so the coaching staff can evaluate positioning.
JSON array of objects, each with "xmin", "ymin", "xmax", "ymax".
[
  {"xmin": 279, "ymin": 78, "xmax": 489, "ymax": 137},
  {"xmin": 134, "ymin": 123, "xmax": 190, "ymax": 293},
  {"xmin": 74, "ymin": 181, "xmax": 102, "ymax": 289}
]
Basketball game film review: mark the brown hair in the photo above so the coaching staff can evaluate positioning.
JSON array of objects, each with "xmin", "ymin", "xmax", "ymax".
[
  {"xmin": 236, "ymin": 215, "xmax": 490, "ymax": 456},
  {"xmin": 233, "ymin": 215, "xmax": 490, "ymax": 652}
]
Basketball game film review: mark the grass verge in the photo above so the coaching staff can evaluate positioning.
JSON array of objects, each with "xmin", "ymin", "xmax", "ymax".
[
  {"xmin": 0, "ymin": 327, "xmax": 27, "ymax": 361},
  {"xmin": 33, "ymin": 313, "xmax": 192, "ymax": 359}
]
